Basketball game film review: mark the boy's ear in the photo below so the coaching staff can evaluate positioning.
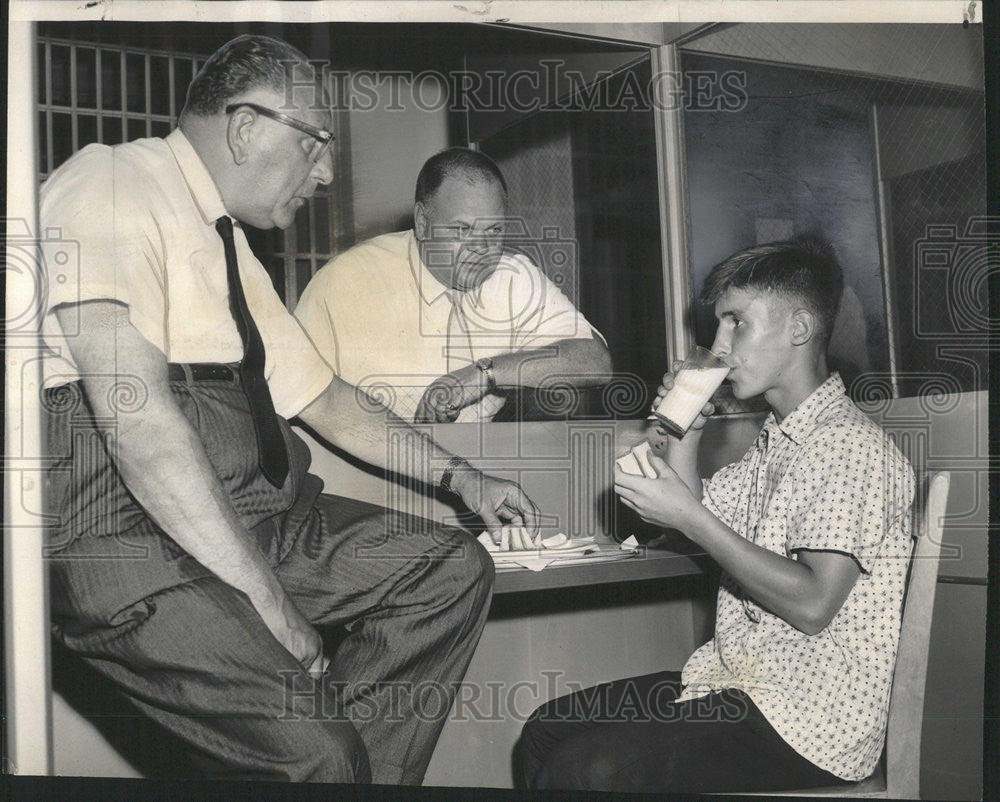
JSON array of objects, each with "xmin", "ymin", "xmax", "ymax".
[{"xmin": 790, "ymin": 308, "xmax": 816, "ymax": 346}]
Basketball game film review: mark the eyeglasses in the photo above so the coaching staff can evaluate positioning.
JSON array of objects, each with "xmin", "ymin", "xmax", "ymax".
[{"xmin": 225, "ymin": 102, "xmax": 334, "ymax": 164}]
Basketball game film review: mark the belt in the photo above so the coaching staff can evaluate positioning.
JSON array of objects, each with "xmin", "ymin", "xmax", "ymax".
[{"xmin": 167, "ymin": 363, "xmax": 241, "ymax": 384}]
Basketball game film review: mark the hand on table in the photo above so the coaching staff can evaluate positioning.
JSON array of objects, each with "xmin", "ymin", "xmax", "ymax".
[{"xmin": 451, "ymin": 468, "xmax": 541, "ymax": 541}]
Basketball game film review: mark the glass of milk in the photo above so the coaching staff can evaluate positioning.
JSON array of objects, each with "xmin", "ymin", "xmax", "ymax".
[{"xmin": 653, "ymin": 346, "xmax": 730, "ymax": 438}]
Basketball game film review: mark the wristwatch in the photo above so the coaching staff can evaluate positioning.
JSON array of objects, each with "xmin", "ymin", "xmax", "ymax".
[
  {"xmin": 440, "ymin": 455, "xmax": 474, "ymax": 494},
  {"xmin": 475, "ymin": 357, "xmax": 497, "ymax": 391}
]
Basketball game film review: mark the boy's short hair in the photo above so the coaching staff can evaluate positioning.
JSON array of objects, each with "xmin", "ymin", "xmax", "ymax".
[{"xmin": 701, "ymin": 234, "xmax": 844, "ymax": 349}]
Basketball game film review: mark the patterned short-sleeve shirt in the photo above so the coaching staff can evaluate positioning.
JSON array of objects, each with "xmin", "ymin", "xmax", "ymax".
[{"xmin": 679, "ymin": 373, "xmax": 915, "ymax": 781}]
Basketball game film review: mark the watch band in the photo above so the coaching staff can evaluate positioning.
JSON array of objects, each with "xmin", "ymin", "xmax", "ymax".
[
  {"xmin": 440, "ymin": 455, "xmax": 473, "ymax": 494},
  {"xmin": 475, "ymin": 357, "xmax": 497, "ymax": 391}
]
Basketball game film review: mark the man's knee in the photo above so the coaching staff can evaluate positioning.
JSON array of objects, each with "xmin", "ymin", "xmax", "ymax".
[
  {"xmin": 437, "ymin": 529, "xmax": 495, "ymax": 601},
  {"xmin": 285, "ymin": 720, "xmax": 371, "ymax": 784}
]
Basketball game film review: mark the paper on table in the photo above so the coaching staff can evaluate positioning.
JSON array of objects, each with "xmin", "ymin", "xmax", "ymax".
[{"xmin": 477, "ymin": 528, "xmax": 640, "ymax": 572}]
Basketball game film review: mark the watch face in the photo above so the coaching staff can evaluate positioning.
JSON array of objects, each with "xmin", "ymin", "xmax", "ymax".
[{"xmin": 476, "ymin": 357, "xmax": 496, "ymax": 390}]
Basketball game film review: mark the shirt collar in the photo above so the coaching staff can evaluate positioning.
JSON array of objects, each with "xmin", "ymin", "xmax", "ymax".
[
  {"xmin": 407, "ymin": 230, "xmax": 453, "ymax": 305},
  {"xmin": 765, "ymin": 372, "xmax": 846, "ymax": 446},
  {"xmin": 165, "ymin": 128, "xmax": 228, "ymax": 225}
]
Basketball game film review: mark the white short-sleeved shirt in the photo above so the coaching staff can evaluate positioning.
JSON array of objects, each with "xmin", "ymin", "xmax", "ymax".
[
  {"xmin": 294, "ymin": 229, "xmax": 602, "ymax": 421},
  {"xmin": 679, "ymin": 373, "xmax": 915, "ymax": 781},
  {"xmin": 38, "ymin": 130, "xmax": 333, "ymax": 419}
]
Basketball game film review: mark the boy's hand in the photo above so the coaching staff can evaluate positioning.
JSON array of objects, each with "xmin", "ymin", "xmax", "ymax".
[{"xmin": 614, "ymin": 454, "xmax": 702, "ymax": 532}]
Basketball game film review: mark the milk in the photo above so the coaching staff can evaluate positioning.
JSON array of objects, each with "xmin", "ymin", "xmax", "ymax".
[{"xmin": 654, "ymin": 365, "xmax": 730, "ymax": 437}]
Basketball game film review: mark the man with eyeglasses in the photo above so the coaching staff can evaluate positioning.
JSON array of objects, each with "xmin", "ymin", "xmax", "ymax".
[
  {"xmin": 295, "ymin": 147, "xmax": 612, "ymax": 423},
  {"xmin": 39, "ymin": 34, "xmax": 539, "ymax": 785}
]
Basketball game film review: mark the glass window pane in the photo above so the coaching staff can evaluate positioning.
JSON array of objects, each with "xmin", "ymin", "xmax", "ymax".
[
  {"xmin": 681, "ymin": 52, "xmax": 888, "ymax": 390},
  {"xmin": 265, "ymin": 228, "xmax": 283, "ymax": 254},
  {"xmin": 174, "ymin": 59, "xmax": 193, "ymax": 117},
  {"xmin": 76, "ymin": 47, "xmax": 97, "ymax": 108},
  {"xmin": 295, "ymin": 259, "xmax": 312, "ymax": 297},
  {"xmin": 127, "ymin": 117, "xmax": 147, "ymax": 142},
  {"xmin": 52, "ymin": 112, "xmax": 73, "ymax": 170},
  {"xmin": 39, "ymin": 111, "xmax": 48, "ymax": 175},
  {"xmin": 51, "ymin": 44, "xmax": 71, "ymax": 106},
  {"xmin": 313, "ymin": 195, "xmax": 330, "ymax": 253},
  {"xmin": 150, "ymin": 56, "xmax": 170, "ymax": 116},
  {"xmin": 101, "ymin": 50, "xmax": 122, "ymax": 111},
  {"xmin": 78, "ymin": 115, "xmax": 98, "ymax": 149},
  {"xmin": 271, "ymin": 258, "xmax": 287, "ymax": 304},
  {"xmin": 126, "ymin": 53, "xmax": 146, "ymax": 113},
  {"xmin": 102, "ymin": 116, "xmax": 123, "ymax": 146},
  {"xmin": 151, "ymin": 119, "xmax": 171, "ymax": 139},
  {"xmin": 37, "ymin": 43, "xmax": 46, "ymax": 104},
  {"xmin": 295, "ymin": 205, "xmax": 311, "ymax": 251},
  {"xmin": 481, "ymin": 63, "xmax": 665, "ymax": 419}
]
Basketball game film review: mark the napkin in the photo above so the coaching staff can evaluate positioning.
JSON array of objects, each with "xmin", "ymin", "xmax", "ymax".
[
  {"xmin": 615, "ymin": 440, "xmax": 659, "ymax": 479},
  {"xmin": 477, "ymin": 527, "xmax": 598, "ymax": 571},
  {"xmin": 476, "ymin": 528, "xmax": 641, "ymax": 572}
]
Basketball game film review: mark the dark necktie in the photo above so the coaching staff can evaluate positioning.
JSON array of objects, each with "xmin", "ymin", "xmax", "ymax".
[{"xmin": 216, "ymin": 216, "xmax": 289, "ymax": 487}]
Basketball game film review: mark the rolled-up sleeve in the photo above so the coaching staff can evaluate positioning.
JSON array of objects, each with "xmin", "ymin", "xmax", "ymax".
[
  {"xmin": 246, "ymin": 268, "xmax": 335, "ymax": 419},
  {"xmin": 293, "ymin": 263, "xmax": 342, "ymax": 376},
  {"xmin": 39, "ymin": 145, "xmax": 167, "ymax": 359}
]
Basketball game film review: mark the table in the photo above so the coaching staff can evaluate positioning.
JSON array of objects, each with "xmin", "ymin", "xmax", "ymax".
[{"xmin": 493, "ymin": 533, "xmax": 709, "ymax": 595}]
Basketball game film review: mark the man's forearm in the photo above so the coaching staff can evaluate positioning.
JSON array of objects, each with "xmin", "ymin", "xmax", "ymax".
[
  {"xmin": 299, "ymin": 375, "xmax": 473, "ymax": 489},
  {"xmin": 490, "ymin": 337, "xmax": 612, "ymax": 388},
  {"xmin": 58, "ymin": 302, "xmax": 286, "ymax": 612},
  {"xmin": 111, "ymin": 394, "xmax": 286, "ymax": 607},
  {"xmin": 301, "ymin": 375, "xmax": 541, "ymax": 534}
]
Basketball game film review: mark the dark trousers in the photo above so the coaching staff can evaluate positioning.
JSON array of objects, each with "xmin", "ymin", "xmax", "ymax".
[
  {"xmin": 515, "ymin": 670, "xmax": 852, "ymax": 793},
  {"xmin": 44, "ymin": 373, "xmax": 493, "ymax": 785}
]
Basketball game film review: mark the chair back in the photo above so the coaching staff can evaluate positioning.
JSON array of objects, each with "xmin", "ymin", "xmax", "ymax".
[{"xmin": 884, "ymin": 471, "xmax": 951, "ymax": 799}]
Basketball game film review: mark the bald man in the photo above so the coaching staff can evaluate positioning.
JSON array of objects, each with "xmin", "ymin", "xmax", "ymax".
[{"xmin": 296, "ymin": 147, "xmax": 612, "ymax": 423}]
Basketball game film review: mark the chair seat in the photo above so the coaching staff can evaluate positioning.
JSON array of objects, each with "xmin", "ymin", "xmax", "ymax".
[{"xmin": 754, "ymin": 765, "xmax": 887, "ymax": 797}]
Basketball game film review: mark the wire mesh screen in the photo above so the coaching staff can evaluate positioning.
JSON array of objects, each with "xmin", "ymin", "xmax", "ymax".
[
  {"xmin": 880, "ymin": 114, "xmax": 988, "ymax": 397},
  {"xmin": 483, "ymin": 114, "xmax": 579, "ymax": 302},
  {"xmin": 680, "ymin": 31, "xmax": 986, "ymax": 405},
  {"xmin": 478, "ymin": 59, "xmax": 665, "ymax": 421}
]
